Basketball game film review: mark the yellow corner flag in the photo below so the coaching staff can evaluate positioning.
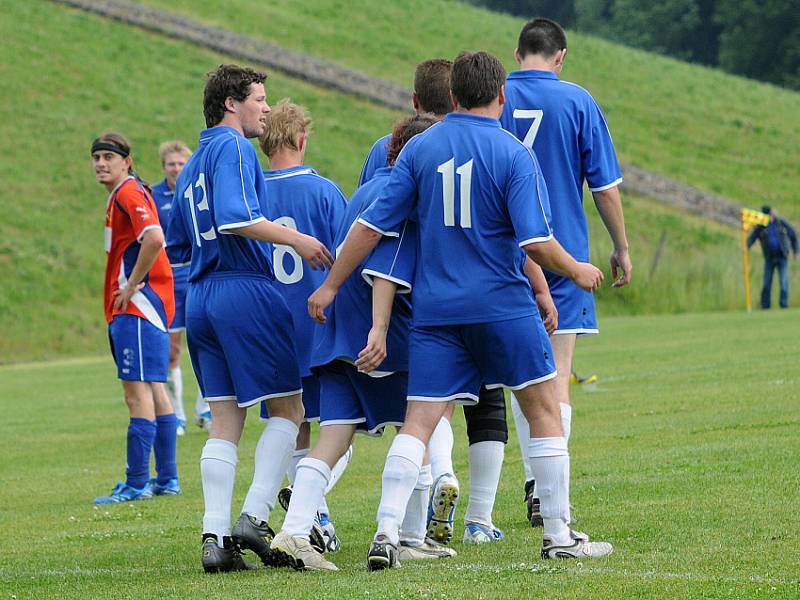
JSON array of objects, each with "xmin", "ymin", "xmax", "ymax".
[{"xmin": 740, "ymin": 208, "xmax": 770, "ymax": 312}]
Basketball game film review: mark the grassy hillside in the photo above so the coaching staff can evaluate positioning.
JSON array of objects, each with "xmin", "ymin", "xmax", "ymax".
[
  {"xmin": 3, "ymin": 311, "xmax": 799, "ymax": 597},
  {"xmin": 0, "ymin": 1, "xmax": 395, "ymax": 361},
  {"xmin": 0, "ymin": 1, "xmax": 794, "ymax": 363},
  {"xmin": 139, "ymin": 0, "xmax": 800, "ymax": 222}
]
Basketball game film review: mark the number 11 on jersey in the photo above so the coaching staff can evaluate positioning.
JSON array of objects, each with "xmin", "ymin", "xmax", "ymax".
[{"xmin": 437, "ymin": 157, "xmax": 473, "ymax": 228}]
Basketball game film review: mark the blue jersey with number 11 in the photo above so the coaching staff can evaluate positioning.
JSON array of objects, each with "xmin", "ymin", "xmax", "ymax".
[
  {"xmin": 359, "ymin": 113, "xmax": 552, "ymax": 327},
  {"xmin": 263, "ymin": 166, "xmax": 346, "ymax": 377},
  {"xmin": 167, "ymin": 126, "xmax": 274, "ymax": 283},
  {"xmin": 500, "ymin": 70, "xmax": 622, "ymax": 261}
]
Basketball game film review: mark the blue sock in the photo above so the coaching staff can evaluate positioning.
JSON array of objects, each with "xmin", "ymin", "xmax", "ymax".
[
  {"xmin": 154, "ymin": 413, "xmax": 179, "ymax": 485},
  {"xmin": 126, "ymin": 418, "xmax": 156, "ymax": 489}
]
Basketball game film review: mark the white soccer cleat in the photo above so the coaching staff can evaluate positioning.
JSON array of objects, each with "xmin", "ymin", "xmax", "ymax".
[
  {"xmin": 541, "ymin": 530, "xmax": 613, "ymax": 560},
  {"xmin": 462, "ymin": 522, "xmax": 504, "ymax": 545},
  {"xmin": 426, "ymin": 473, "xmax": 459, "ymax": 544},
  {"xmin": 270, "ymin": 531, "xmax": 339, "ymax": 571},
  {"xmin": 398, "ymin": 540, "xmax": 457, "ymax": 560}
]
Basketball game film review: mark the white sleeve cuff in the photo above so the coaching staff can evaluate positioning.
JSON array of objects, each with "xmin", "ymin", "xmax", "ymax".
[
  {"xmin": 518, "ymin": 234, "xmax": 553, "ymax": 247},
  {"xmin": 588, "ymin": 177, "xmax": 623, "ymax": 192},
  {"xmin": 137, "ymin": 224, "xmax": 162, "ymax": 243},
  {"xmin": 218, "ymin": 216, "xmax": 266, "ymax": 234},
  {"xmin": 361, "ymin": 269, "xmax": 412, "ymax": 294},
  {"xmin": 357, "ymin": 218, "xmax": 400, "ymax": 238}
]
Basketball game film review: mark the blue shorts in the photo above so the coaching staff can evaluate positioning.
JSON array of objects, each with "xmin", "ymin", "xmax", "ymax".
[
  {"xmin": 186, "ymin": 273, "xmax": 302, "ymax": 408},
  {"xmin": 407, "ymin": 315, "xmax": 556, "ymax": 404},
  {"xmin": 108, "ymin": 314, "xmax": 169, "ymax": 382},
  {"xmin": 261, "ymin": 375, "xmax": 320, "ymax": 422},
  {"xmin": 169, "ymin": 265, "xmax": 189, "ymax": 332},
  {"xmin": 317, "ymin": 360, "xmax": 406, "ymax": 437},
  {"xmin": 545, "ymin": 272, "xmax": 598, "ymax": 335}
]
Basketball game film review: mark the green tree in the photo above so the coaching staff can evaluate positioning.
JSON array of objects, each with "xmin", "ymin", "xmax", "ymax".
[{"xmin": 715, "ymin": 0, "xmax": 800, "ymax": 89}]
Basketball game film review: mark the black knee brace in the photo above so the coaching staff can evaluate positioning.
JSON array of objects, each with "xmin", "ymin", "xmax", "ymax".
[{"xmin": 463, "ymin": 385, "xmax": 508, "ymax": 445}]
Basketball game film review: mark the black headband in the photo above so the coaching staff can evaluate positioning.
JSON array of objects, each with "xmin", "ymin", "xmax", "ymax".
[{"xmin": 91, "ymin": 142, "xmax": 129, "ymax": 158}]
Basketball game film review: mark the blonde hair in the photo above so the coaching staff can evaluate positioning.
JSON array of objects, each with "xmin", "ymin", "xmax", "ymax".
[
  {"xmin": 158, "ymin": 140, "xmax": 192, "ymax": 165},
  {"xmin": 259, "ymin": 99, "xmax": 312, "ymax": 157}
]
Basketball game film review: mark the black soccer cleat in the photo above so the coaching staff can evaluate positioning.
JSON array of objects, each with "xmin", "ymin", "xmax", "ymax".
[
  {"xmin": 367, "ymin": 536, "xmax": 400, "ymax": 571},
  {"xmin": 201, "ymin": 534, "xmax": 257, "ymax": 573},
  {"xmin": 231, "ymin": 513, "xmax": 279, "ymax": 567}
]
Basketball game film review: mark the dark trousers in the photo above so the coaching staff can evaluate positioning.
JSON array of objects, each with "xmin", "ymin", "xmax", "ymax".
[{"xmin": 761, "ymin": 255, "xmax": 789, "ymax": 309}]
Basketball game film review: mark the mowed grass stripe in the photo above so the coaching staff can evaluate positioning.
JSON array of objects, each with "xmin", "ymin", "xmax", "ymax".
[{"xmin": 1, "ymin": 311, "xmax": 798, "ymax": 598}]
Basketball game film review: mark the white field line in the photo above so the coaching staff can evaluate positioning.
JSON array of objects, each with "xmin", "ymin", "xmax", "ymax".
[{"xmin": 1, "ymin": 563, "xmax": 798, "ymax": 587}]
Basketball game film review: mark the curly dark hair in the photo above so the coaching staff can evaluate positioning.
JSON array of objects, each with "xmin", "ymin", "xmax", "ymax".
[
  {"xmin": 387, "ymin": 114, "xmax": 438, "ymax": 166},
  {"xmin": 203, "ymin": 64, "xmax": 268, "ymax": 127}
]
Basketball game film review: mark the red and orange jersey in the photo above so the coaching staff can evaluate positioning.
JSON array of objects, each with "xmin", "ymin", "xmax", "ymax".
[{"xmin": 103, "ymin": 176, "xmax": 175, "ymax": 330}]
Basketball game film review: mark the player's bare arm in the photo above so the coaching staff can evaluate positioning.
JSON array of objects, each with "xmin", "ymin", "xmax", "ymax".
[
  {"xmin": 113, "ymin": 227, "xmax": 165, "ymax": 311},
  {"xmin": 230, "ymin": 220, "xmax": 333, "ymax": 271},
  {"xmin": 356, "ymin": 277, "xmax": 397, "ymax": 373},
  {"xmin": 592, "ymin": 186, "xmax": 632, "ymax": 287},
  {"xmin": 308, "ymin": 223, "xmax": 382, "ymax": 323},
  {"xmin": 524, "ymin": 257, "xmax": 557, "ymax": 334},
  {"xmin": 523, "ymin": 238, "xmax": 603, "ymax": 292}
]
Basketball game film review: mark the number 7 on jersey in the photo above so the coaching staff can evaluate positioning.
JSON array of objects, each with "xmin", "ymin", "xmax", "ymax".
[{"xmin": 513, "ymin": 109, "xmax": 544, "ymax": 148}]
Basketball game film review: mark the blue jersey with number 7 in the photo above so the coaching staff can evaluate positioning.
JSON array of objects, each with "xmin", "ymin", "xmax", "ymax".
[
  {"xmin": 500, "ymin": 70, "xmax": 622, "ymax": 262},
  {"xmin": 358, "ymin": 112, "xmax": 552, "ymax": 327},
  {"xmin": 167, "ymin": 125, "xmax": 275, "ymax": 283}
]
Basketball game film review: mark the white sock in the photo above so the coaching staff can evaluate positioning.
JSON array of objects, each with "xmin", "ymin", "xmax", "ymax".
[
  {"xmin": 287, "ymin": 447, "xmax": 310, "ymax": 486},
  {"xmin": 195, "ymin": 390, "xmax": 210, "ymax": 416},
  {"xmin": 201, "ymin": 438, "xmax": 238, "ymax": 547},
  {"xmin": 465, "ymin": 441, "xmax": 504, "ymax": 528},
  {"xmin": 510, "ymin": 393, "xmax": 533, "ymax": 482},
  {"xmin": 167, "ymin": 367, "xmax": 185, "ymax": 422},
  {"xmin": 281, "ymin": 457, "xmax": 331, "ymax": 539},
  {"xmin": 528, "ymin": 436, "xmax": 571, "ymax": 543},
  {"xmin": 428, "ymin": 418, "xmax": 454, "ymax": 480},
  {"xmin": 560, "ymin": 402, "xmax": 572, "ymax": 443},
  {"xmin": 400, "ymin": 463, "xmax": 432, "ymax": 546},
  {"xmin": 325, "ymin": 445, "xmax": 352, "ymax": 494},
  {"xmin": 376, "ymin": 434, "xmax": 425, "ymax": 545},
  {"xmin": 241, "ymin": 417, "xmax": 298, "ymax": 523}
]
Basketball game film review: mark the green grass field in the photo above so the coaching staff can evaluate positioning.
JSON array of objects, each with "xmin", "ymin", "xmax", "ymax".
[{"xmin": 2, "ymin": 310, "xmax": 798, "ymax": 598}]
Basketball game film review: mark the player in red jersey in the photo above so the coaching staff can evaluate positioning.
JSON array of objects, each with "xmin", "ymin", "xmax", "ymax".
[{"xmin": 91, "ymin": 132, "xmax": 181, "ymax": 503}]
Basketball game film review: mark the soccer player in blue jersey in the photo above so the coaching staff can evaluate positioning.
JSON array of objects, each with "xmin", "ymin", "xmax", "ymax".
[
  {"xmin": 152, "ymin": 140, "xmax": 193, "ymax": 435},
  {"xmin": 358, "ymin": 59, "xmax": 452, "ymax": 186},
  {"xmin": 256, "ymin": 99, "xmax": 350, "ymax": 552},
  {"xmin": 360, "ymin": 58, "xmax": 515, "ymax": 548},
  {"xmin": 310, "ymin": 51, "xmax": 613, "ymax": 567},
  {"xmin": 499, "ymin": 18, "xmax": 633, "ymax": 526},
  {"xmin": 166, "ymin": 64, "xmax": 334, "ymax": 573},
  {"xmin": 271, "ymin": 115, "xmax": 456, "ymax": 571}
]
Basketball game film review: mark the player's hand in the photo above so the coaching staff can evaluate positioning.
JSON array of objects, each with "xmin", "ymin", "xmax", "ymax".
[
  {"xmin": 572, "ymin": 262, "xmax": 604, "ymax": 292},
  {"xmin": 610, "ymin": 248, "xmax": 632, "ymax": 288},
  {"xmin": 308, "ymin": 284, "xmax": 337, "ymax": 324},
  {"xmin": 113, "ymin": 282, "xmax": 144, "ymax": 311},
  {"xmin": 355, "ymin": 326, "xmax": 388, "ymax": 373},
  {"xmin": 293, "ymin": 233, "xmax": 334, "ymax": 271},
  {"xmin": 535, "ymin": 292, "xmax": 558, "ymax": 335}
]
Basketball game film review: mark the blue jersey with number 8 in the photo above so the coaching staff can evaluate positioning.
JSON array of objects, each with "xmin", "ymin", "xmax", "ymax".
[
  {"xmin": 359, "ymin": 113, "xmax": 552, "ymax": 327},
  {"xmin": 167, "ymin": 125, "xmax": 274, "ymax": 283},
  {"xmin": 263, "ymin": 166, "xmax": 346, "ymax": 377}
]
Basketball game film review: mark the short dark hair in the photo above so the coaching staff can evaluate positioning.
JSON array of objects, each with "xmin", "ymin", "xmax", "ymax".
[
  {"xmin": 414, "ymin": 59, "xmax": 453, "ymax": 115},
  {"xmin": 517, "ymin": 18, "xmax": 567, "ymax": 59},
  {"xmin": 203, "ymin": 64, "xmax": 267, "ymax": 127},
  {"xmin": 450, "ymin": 51, "xmax": 506, "ymax": 110},
  {"xmin": 387, "ymin": 114, "xmax": 438, "ymax": 166}
]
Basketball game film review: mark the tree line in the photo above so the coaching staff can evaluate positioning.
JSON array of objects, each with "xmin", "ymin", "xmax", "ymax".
[{"xmin": 470, "ymin": 0, "xmax": 799, "ymax": 90}]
